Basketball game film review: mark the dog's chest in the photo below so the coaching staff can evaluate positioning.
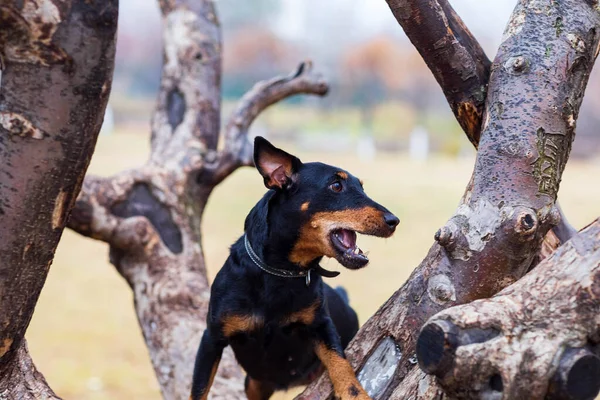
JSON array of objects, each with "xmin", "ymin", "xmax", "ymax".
[
  {"xmin": 225, "ymin": 281, "xmax": 322, "ymax": 385},
  {"xmin": 229, "ymin": 317, "xmax": 319, "ymax": 386}
]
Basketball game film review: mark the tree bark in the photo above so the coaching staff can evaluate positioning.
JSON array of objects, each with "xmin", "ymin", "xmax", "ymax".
[
  {"xmin": 385, "ymin": 0, "xmax": 491, "ymax": 146},
  {"xmin": 0, "ymin": 0, "xmax": 118, "ymax": 398},
  {"xmin": 417, "ymin": 219, "xmax": 600, "ymax": 400},
  {"xmin": 299, "ymin": 0, "xmax": 600, "ymax": 399},
  {"xmin": 66, "ymin": 1, "xmax": 329, "ymax": 399}
]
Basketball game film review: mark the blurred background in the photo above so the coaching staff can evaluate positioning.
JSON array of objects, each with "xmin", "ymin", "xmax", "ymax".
[{"xmin": 26, "ymin": 0, "xmax": 600, "ymax": 399}]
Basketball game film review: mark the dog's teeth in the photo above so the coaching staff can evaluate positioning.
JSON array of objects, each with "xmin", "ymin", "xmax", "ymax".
[{"xmin": 354, "ymin": 247, "xmax": 360, "ymax": 255}]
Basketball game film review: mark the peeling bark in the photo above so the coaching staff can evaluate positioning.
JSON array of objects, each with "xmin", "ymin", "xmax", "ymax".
[
  {"xmin": 66, "ymin": 1, "xmax": 329, "ymax": 398},
  {"xmin": 418, "ymin": 219, "xmax": 600, "ymax": 400},
  {"xmin": 0, "ymin": 0, "xmax": 118, "ymax": 397},
  {"xmin": 299, "ymin": 1, "xmax": 600, "ymax": 399}
]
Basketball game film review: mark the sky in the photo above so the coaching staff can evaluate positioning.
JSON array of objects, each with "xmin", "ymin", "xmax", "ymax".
[{"xmin": 119, "ymin": 0, "xmax": 518, "ymax": 56}]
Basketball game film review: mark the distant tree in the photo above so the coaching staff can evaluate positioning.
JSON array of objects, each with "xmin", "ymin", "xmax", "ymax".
[
  {"xmin": 223, "ymin": 26, "xmax": 296, "ymax": 98},
  {"xmin": 340, "ymin": 36, "xmax": 404, "ymax": 133},
  {"xmin": 340, "ymin": 35, "xmax": 440, "ymax": 135}
]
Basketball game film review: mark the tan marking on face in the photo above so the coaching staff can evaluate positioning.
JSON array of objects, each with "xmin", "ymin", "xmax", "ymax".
[
  {"xmin": 289, "ymin": 207, "xmax": 388, "ymax": 266},
  {"xmin": 301, "ymin": 201, "xmax": 310, "ymax": 211},
  {"xmin": 359, "ymin": 179, "xmax": 364, "ymax": 187},
  {"xmin": 222, "ymin": 314, "xmax": 263, "ymax": 337},
  {"xmin": 315, "ymin": 343, "xmax": 369, "ymax": 399},
  {"xmin": 336, "ymin": 171, "xmax": 348, "ymax": 180},
  {"xmin": 198, "ymin": 357, "xmax": 221, "ymax": 400},
  {"xmin": 282, "ymin": 302, "xmax": 319, "ymax": 326}
]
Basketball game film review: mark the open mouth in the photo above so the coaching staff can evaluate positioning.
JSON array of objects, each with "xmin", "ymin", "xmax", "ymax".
[{"xmin": 330, "ymin": 229, "xmax": 369, "ymax": 269}]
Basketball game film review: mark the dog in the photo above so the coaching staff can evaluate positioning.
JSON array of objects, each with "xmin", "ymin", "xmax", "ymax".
[{"xmin": 190, "ymin": 137, "xmax": 399, "ymax": 400}]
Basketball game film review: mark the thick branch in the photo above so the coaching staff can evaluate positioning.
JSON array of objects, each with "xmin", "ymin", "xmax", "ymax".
[
  {"xmin": 300, "ymin": 1, "xmax": 600, "ymax": 398},
  {"xmin": 418, "ymin": 219, "xmax": 600, "ymax": 399},
  {"xmin": 386, "ymin": 0, "xmax": 491, "ymax": 145},
  {"xmin": 207, "ymin": 61, "xmax": 329, "ymax": 186},
  {"xmin": 387, "ymin": 0, "xmax": 575, "ymax": 242},
  {"xmin": 150, "ymin": 0, "xmax": 222, "ymax": 160},
  {"xmin": 0, "ymin": 0, "xmax": 117, "ymax": 395}
]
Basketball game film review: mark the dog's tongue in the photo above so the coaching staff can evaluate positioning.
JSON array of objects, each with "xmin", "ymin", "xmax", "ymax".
[{"xmin": 338, "ymin": 229, "xmax": 357, "ymax": 249}]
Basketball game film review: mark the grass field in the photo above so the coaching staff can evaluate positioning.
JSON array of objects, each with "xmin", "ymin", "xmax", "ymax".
[{"xmin": 26, "ymin": 129, "xmax": 600, "ymax": 399}]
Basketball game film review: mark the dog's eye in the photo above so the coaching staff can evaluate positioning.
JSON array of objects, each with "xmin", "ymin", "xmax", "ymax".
[{"xmin": 329, "ymin": 181, "xmax": 343, "ymax": 193}]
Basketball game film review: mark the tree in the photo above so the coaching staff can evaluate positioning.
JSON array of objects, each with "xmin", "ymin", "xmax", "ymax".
[
  {"xmin": 0, "ymin": 1, "xmax": 118, "ymax": 398},
  {"xmin": 2, "ymin": 1, "xmax": 599, "ymax": 400},
  {"xmin": 1, "ymin": 0, "xmax": 326, "ymax": 399},
  {"xmin": 300, "ymin": 0, "xmax": 600, "ymax": 399}
]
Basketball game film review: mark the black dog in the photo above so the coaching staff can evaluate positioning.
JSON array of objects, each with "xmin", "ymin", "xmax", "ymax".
[{"xmin": 190, "ymin": 137, "xmax": 399, "ymax": 400}]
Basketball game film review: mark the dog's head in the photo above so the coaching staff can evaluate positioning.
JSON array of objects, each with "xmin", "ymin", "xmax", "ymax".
[{"xmin": 253, "ymin": 136, "xmax": 399, "ymax": 270}]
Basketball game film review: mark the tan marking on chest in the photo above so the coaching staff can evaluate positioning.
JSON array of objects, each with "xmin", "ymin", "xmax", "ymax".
[
  {"xmin": 282, "ymin": 302, "xmax": 320, "ymax": 326},
  {"xmin": 222, "ymin": 314, "xmax": 264, "ymax": 337}
]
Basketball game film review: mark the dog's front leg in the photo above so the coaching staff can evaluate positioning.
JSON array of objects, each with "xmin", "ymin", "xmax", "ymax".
[
  {"xmin": 190, "ymin": 329, "xmax": 225, "ymax": 400},
  {"xmin": 314, "ymin": 317, "xmax": 371, "ymax": 400}
]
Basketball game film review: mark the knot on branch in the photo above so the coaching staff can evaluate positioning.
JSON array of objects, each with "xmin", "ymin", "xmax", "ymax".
[
  {"xmin": 513, "ymin": 209, "xmax": 538, "ymax": 239},
  {"xmin": 434, "ymin": 225, "xmax": 456, "ymax": 248},
  {"xmin": 427, "ymin": 274, "xmax": 456, "ymax": 305},
  {"xmin": 504, "ymin": 55, "xmax": 530, "ymax": 74}
]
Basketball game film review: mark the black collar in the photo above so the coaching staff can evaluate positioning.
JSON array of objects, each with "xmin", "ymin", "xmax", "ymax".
[{"xmin": 243, "ymin": 234, "xmax": 339, "ymax": 286}]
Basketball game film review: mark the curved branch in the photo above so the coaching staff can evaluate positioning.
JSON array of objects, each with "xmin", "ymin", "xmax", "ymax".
[
  {"xmin": 386, "ymin": 0, "xmax": 491, "ymax": 146},
  {"xmin": 207, "ymin": 61, "xmax": 329, "ymax": 186},
  {"xmin": 224, "ymin": 61, "xmax": 328, "ymax": 149}
]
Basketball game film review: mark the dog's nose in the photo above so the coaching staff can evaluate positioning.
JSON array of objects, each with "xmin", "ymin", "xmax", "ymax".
[{"xmin": 384, "ymin": 213, "xmax": 400, "ymax": 229}]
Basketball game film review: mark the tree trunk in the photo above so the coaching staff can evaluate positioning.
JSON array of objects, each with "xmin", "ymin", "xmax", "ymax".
[
  {"xmin": 66, "ymin": 1, "xmax": 329, "ymax": 399},
  {"xmin": 299, "ymin": 0, "xmax": 600, "ymax": 399},
  {"xmin": 0, "ymin": 0, "xmax": 118, "ymax": 398},
  {"xmin": 417, "ymin": 219, "xmax": 600, "ymax": 399}
]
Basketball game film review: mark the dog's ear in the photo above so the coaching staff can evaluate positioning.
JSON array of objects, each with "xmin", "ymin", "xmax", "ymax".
[{"xmin": 253, "ymin": 136, "xmax": 302, "ymax": 190}]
